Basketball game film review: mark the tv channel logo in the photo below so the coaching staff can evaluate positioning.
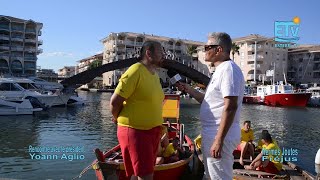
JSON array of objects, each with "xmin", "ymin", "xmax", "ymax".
[{"xmin": 274, "ymin": 17, "xmax": 300, "ymax": 48}]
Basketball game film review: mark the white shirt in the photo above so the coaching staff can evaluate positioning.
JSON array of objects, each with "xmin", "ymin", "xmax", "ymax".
[{"xmin": 200, "ymin": 60, "xmax": 244, "ymax": 141}]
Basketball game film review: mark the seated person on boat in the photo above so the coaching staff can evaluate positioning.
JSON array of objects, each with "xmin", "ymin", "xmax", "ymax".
[
  {"xmin": 245, "ymin": 132, "xmax": 282, "ymax": 174},
  {"xmin": 157, "ymin": 135, "xmax": 184, "ymax": 165},
  {"xmin": 237, "ymin": 121, "xmax": 255, "ymax": 165},
  {"xmin": 256, "ymin": 130, "xmax": 278, "ymax": 151}
]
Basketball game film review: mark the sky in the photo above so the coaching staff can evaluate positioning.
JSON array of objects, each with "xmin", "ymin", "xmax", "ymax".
[{"xmin": 2, "ymin": 0, "xmax": 320, "ymax": 72}]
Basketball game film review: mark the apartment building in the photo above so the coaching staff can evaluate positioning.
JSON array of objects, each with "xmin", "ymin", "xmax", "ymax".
[
  {"xmin": 287, "ymin": 45, "xmax": 320, "ymax": 84},
  {"xmin": 76, "ymin": 53, "xmax": 103, "ymax": 74},
  {"xmin": 75, "ymin": 53, "xmax": 103, "ymax": 88},
  {"xmin": 36, "ymin": 68, "xmax": 58, "ymax": 82},
  {"xmin": 0, "ymin": 15, "xmax": 43, "ymax": 76},
  {"xmin": 101, "ymin": 32, "xmax": 207, "ymax": 87},
  {"xmin": 58, "ymin": 66, "xmax": 75, "ymax": 78},
  {"xmin": 232, "ymin": 34, "xmax": 288, "ymax": 83}
]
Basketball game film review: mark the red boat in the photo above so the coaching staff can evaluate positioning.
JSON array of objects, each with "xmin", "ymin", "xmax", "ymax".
[
  {"xmin": 92, "ymin": 94, "xmax": 195, "ymax": 180},
  {"xmin": 256, "ymin": 84, "xmax": 311, "ymax": 107}
]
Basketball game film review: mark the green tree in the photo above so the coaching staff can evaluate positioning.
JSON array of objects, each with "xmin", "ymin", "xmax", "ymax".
[
  {"xmin": 89, "ymin": 59, "xmax": 102, "ymax": 69},
  {"xmin": 186, "ymin": 45, "xmax": 198, "ymax": 69},
  {"xmin": 231, "ymin": 42, "xmax": 240, "ymax": 61}
]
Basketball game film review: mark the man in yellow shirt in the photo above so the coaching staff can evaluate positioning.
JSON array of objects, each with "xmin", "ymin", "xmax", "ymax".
[
  {"xmin": 110, "ymin": 41, "xmax": 165, "ymax": 180},
  {"xmin": 245, "ymin": 132, "xmax": 282, "ymax": 174},
  {"xmin": 237, "ymin": 121, "xmax": 255, "ymax": 165}
]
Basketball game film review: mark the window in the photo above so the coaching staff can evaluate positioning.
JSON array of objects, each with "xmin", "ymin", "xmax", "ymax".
[{"xmin": 0, "ymin": 83, "xmax": 10, "ymax": 91}]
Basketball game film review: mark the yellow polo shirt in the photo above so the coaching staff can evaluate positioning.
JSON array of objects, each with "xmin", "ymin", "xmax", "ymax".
[
  {"xmin": 115, "ymin": 62, "xmax": 164, "ymax": 130},
  {"xmin": 241, "ymin": 129, "xmax": 254, "ymax": 143},
  {"xmin": 163, "ymin": 143, "xmax": 176, "ymax": 158},
  {"xmin": 257, "ymin": 138, "xmax": 278, "ymax": 150},
  {"xmin": 262, "ymin": 143, "xmax": 283, "ymax": 171}
]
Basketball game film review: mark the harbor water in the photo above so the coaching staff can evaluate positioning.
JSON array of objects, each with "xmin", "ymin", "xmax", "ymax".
[{"xmin": 0, "ymin": 91, "xmax": 319, "ymax": 179}]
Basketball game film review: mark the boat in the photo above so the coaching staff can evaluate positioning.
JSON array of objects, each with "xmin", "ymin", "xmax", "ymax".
[
  {"xmin": 5, "ymin": 77, "xmax": 71, "ymax": 107},
  {"xmin": 193, "ymin": 136, "xmax": 317, "ymax": 180},
  {"xmin": 89, "ymin": 94, "xmax": 195, "ymax": 180},
  {"xmin": 306, "ymin": 86, "xmax": 320, "ymax": 107},
  {"xmin": 28, "ymin": 77, "xmax": 85, "ymax": 106},
  {"xmin": 257, "ymin": 84, "xmax": 311, "ymax": 107},
  {"xmin": 0, "ymin": 97, "xmax": 42, "ymax": 115},
  {"xmin": 243, "ymin": 86, "xmax": 264, "ymax": 105},
  {"xmin": 0, "ymin": 78, "xmax": 58, "ymax": 108}
]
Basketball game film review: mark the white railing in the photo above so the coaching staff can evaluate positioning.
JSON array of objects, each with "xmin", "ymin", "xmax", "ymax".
[
  {"xmin": 0, "ymin": 46, "xmax": 10, "ymax": 50},
  {"xmin": 135, "ymin": 42, "xmax": 143, "ymax": 46},
  {"xmin": 25, "ymin": 39, "xmax": 37, "ymax": 43},
  {"xmin": 0, "ymin": 35, "xmax": 9, "ymax": 40},
  {"xmin": 11, "ymin": 37, "xmax": 23, "ymax": 41},
  {"xmin": 125, "ymin": 40, "xmax": 135, "ymax": 46}
]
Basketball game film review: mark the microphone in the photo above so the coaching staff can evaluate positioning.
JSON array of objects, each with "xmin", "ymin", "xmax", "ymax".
[{"xmin": 170, "ymin": 74, "xmax": 182, "ymax": 85}]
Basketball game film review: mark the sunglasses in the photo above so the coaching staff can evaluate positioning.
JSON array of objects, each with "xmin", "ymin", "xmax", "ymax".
[{"xmin": 204, "ymin": 45, "xmax": 220, "ymax": 52}]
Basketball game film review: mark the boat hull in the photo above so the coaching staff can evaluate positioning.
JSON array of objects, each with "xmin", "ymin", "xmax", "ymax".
[
  {"xmin": 93, "ymin": 135, "xmax": 194, "ymax": 180},
  {"xmin": 243, "ymin": 96, "xmax": 263, "ymax": 104},
  {"xmin": 264, "ymin": 93, "xmax": 311, "ymax": 107}
]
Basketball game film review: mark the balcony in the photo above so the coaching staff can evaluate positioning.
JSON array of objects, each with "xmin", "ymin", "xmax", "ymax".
[
  {"xmin": 125, "ymin": 40, "xmax": 135, "ymax": 46},
  {"xmin": 167, "ymin": 45, "xmax": 174, "ymax": 49},
  {"xmin": 0, "ymin": 45, "xmax": 10, "ymax": 50},
  {"xmin": 11, "ymin": 26, "xmax": 24, "ymax": 33},
  {"xmin": 175, "ymin": 46, "xmax": 183, "ymax": 51},
  {"xmin": 37, "ymin": 48, "xmax": 43, "ymax": 54},
  {"xmin": 247, "ymin": 44, "xmax": 263, "ymax": 51},
  {"xmin": 11, "ymin": 46, "xmax": 24, "ymax": 51},
  {"xmin": 24, "ymin": 56, "xmax": 37, "ymax": 61},
  {"xmin": 38, "ymin": 40, "xmax": 43, "ymax": 45},
  {"xmin": 0, "ymin": 54, "xmax": 9, "ymax": 60},
  {"xmin": 116, "ymin": 40, "xmax": 125, "ymax": 45},
  {"xmin": 314, "ymin": 58, "xmax": 320, "ymax": 62},
  {"xmin": 25, "ymin": 29, "xmax": 36, "ymax": 34},
  {"xmin": 25, "ymin": 63, "xmax": 36, "ymax": 70},
  {"xmin": 117, "ymin": 55, "xmax": 126, "ymax": 60},
  {"xmin": 25, "ymin": 47, "xmax": 36, "ymax": 52},
  {"xmin": 0, "ymin": 25, "xmax": 9, "ymax": 31},
  {"xmin": 313, "ymin": 67, "xmax": 320, "ymax": 72},
  {"xmin": 11, "ymin": 36, "xmax": 23, "ymax": 42},
  {"xmin": 0, "ymin": 35, "xmax": 9, "ymax": 40},
  {"xmin": 249, "ymin": 64, "xmax": 261, "ymax": 68},
  {"xmin": 135, "ymin": 42, "xmax": 143, "ymax": 46},
  {"xmin": 25, "ymin": 38, "xmax": 37, "ymax": 43},
  {"xmin": 247, "ymin": 54, "xmax": 264, "ymax": 60},
  {"xmin": 116, "ymin": 48, "xmax": 126, "ymax": 53},
  {"xmin": 11, "ymin": 55, "xmax": 23, "ymax": 61}
]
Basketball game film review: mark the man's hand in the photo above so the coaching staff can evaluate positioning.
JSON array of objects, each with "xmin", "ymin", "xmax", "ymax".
[
  {"xmin": 175, "ymin": 82, "xmax": 190, "ymax": 93},
  {"xmin": 210, "ymin": 138, "xmax": 223, "ymax": 158},
  {"xmin": 111, "ymin": 117, "xmax": 117, "ymax": 124}
]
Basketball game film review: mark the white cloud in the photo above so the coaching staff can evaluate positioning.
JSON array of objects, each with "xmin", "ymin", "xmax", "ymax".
[{"xmin": 38, "ymin": 52, "xmax": 74, "ymax": 57}]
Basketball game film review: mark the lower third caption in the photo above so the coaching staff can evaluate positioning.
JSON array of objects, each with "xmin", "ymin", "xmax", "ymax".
[{"xmin": 28, "ymin": 145, "xmax": 85, "ymax": 161}]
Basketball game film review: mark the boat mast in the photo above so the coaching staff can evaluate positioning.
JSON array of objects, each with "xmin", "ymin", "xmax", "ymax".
[
  {"xmin": 254, "ymin": 41, "xmax": 257, "ymax": 84},
  {"xmin": 273, "ymin": 62, "xmax": 276, "ymax": 85}
]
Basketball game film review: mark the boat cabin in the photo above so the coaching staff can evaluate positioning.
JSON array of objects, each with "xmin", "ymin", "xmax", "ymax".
[{"xmin": 257, "ymin": 84, "xmax": 294, "ymax": 97}]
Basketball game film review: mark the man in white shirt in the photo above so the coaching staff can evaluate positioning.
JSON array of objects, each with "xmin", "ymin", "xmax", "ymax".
[{"xmin": 176, "ymin": 32, "xmax": 244, "ymax": 180}]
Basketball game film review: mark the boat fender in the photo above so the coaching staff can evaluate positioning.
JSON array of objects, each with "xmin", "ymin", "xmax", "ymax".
[
  {"xmin": 316, "ymin": 148, "xmax": 320, "ymax": 179},
  {"xmin": 316, "ymin": 148, "xmax": 320, "ymax": 165}
]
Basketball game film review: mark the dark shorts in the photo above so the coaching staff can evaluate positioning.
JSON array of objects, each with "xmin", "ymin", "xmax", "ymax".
[
  {"xmin": 258, "ymin": 161, "xmax": 280, "ymax": 174},
  {"xmin": 117, "ymin": 125, "xmax": 161, "ymax": 177}
]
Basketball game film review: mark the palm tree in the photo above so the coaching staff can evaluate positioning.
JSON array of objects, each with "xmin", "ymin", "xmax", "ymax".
[
  {"xmin": 231, "ymin": 42, "xmax": 240, "ymax": 61},
  {"xmin": 186, "ymin": 45, "xmax": 198, "ymax": 70}
]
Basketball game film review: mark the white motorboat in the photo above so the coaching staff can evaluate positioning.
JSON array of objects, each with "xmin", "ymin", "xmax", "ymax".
[
  {"xmin": 28, "ymin": 77, "xmax": 85, "ymax": 105},
  {"xmin": 306, "ymin": 86, "xmax": 320, "ymax": 107},
  {"xmin": 7, "ymin": 78, "xmax": 70, "ymax": 107},
  {"xmin": 0, "ymin": 97, "xmax": 42, "ymax": 115},
  {"xmin": 0, "ymin": 79, "xmax": 58, "ymax": 108}
]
